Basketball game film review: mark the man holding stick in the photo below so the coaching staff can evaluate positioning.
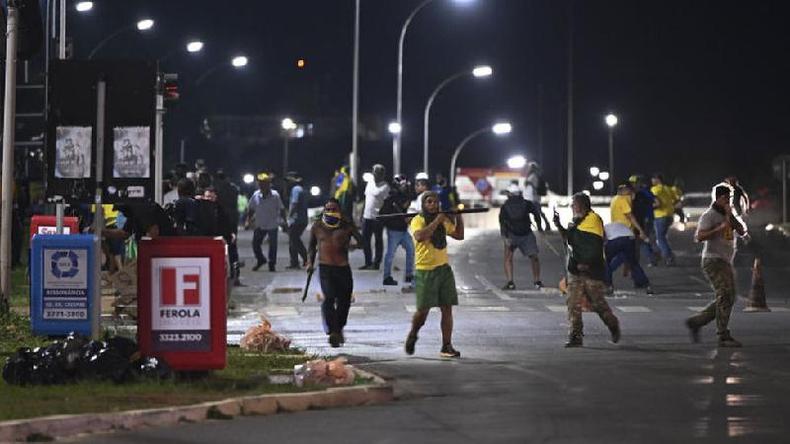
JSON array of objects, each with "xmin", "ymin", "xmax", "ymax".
[
  {"xmin": 306, "ymin": 198, "xmax": 363, "ymax": 348},
  {"xmin": 404, "ymin": 191, "xmax": 465, "ymax": 358}
]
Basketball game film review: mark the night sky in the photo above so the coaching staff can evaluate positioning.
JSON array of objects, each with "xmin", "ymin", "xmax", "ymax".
[{"xmin": 67, "ymin": 0, "xmax": 790, "ymax": 194}]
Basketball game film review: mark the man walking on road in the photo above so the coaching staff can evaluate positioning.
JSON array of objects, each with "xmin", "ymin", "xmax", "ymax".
[
  {"xmin": 499, "ymin": 184, "xmax": 543, "ymax": 290},
  {"xmin": 246, "ymin": 173, "xmax": 287, "ymax": 272},
  {"xmin": 380, "ymin": 175, "xmax": 415, "ymax": 286},
  {"xmin": 524, "ymin": 162, "xmax": 551, "ymax": 231},
  {"xmin": 405, "ymin": 191, "xmax": 464, "ymax": 358},
  {"xmin": 686, "ymin": 185, "xmax": 746, "ymax": 347},
  {"xmin": 554, "ymin": 193, "xmax": 621, "ymax": 348},
  {"xmin": 307, "ymin": 198, "xmax": 363, "ymax": 347},
  {"xmin": 605, "ymin": 183, "xmax": 653, "ymax": 294},
  {"xmin": 651, "ymin": 173, "xmax": 678, "ymax": 265},
  {"xmin": 285, "ymin": 171, "xmax": 309, "ymax": 270},
  {"xmin": 360, "ymin": 164, "xmax": 390, "ymax": 270}
]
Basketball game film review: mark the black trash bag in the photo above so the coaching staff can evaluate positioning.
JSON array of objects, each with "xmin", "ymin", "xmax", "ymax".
[
  {"xmin": 132, "ymin": 356, "xmax": 172, "ymax": 380},
  {"xmin": 29, "ymin": 343, "xmax": 69, "ymax": 385},
  {"xmin": 48, "ymin": 333, "xmax": 90, "ymax": 382},
  {"xmin": 78, "ymin": 340, "xmax": 132, "ymax": 383},
  {"xmin": 2, "ymin": 347, "xmax": 35, "ymax": 385},
  {"xmin": 106, "ymin": 336, "xmax": 138, "ymax": 361}
]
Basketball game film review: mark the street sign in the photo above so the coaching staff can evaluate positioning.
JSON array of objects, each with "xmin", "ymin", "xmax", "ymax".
[
  {"xmin": 30, "ymin": 234, "xmax": 96, "ymax": 336},
  {"xmin": 29, "ymin": 215, "xmax": 79, "ymax": 240},
  {"xmin": 137, "ymin": 237, "xmax": 227, "ymax": 371}
]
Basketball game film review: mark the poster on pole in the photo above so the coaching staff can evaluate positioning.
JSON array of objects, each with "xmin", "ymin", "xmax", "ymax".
[
  {"xmin": 54, "ymin": 126, "xmax": 92, "ymax": 179},
  {"xmin": 112, "ymin": 126, "xmax": 151, "ymax": 178}
]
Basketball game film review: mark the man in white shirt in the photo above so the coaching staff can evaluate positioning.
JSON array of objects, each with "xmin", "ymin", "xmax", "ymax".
[
  {"xmin": 360, "ymin": 164, "xmax": 390, "ymax": 270},
  {"xmin": 246, "ymin": 173, "xmax": 286, "ymax": 272}
]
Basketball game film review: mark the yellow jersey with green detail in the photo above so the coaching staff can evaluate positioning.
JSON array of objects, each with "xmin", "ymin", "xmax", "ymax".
[{"xmin": 566, "ymin": 210, "xmax": 606, "ymax": 280}]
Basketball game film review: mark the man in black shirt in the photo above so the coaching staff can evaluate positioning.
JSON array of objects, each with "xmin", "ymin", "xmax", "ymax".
[
  {"xmin": 380, "ymin": 175, "xmax": 415, "ymax": 286},
  {"xmin": 499, "ymin": 184, "xmax": 542, "ymax": 290}
]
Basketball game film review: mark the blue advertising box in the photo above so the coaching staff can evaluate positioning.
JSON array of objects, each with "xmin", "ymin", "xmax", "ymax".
[{"xmin": 30, "ymin": 234, "xmax": 96, "ymax": 336}]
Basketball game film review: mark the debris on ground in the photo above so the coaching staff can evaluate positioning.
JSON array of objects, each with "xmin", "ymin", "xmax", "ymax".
[
  {"xmin": 293, "ymin": 357, "xmax": 355, "ymax": 387},
  {"xmin": 239, "ymin": 319, "xmax": 292, "ymax": 353}
]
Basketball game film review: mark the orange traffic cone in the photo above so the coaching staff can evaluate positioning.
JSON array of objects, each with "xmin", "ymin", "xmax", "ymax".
[{"xmin": 744, "ymin": 257, "xmax": 771, "ymax": 312}]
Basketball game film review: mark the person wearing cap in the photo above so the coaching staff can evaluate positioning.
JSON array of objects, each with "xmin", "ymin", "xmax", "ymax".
[
  {"xmin": 379, "ymin": 175, "xmax": 415, "ymax": 286},
  {"xmin": 553, "ymin": 193, "xmax": 620, "ymax": 347},
  {"xmin": 360, "ymin": 164, "xmax": 390, "ymax": 270},
  {"xmin": 686, "ymin": 185, "xmax": 746, "ymax": 347},
  {"xmin": 246, "ymin": 173, "xmax": 286, "ymax": 272},
  {"xmin": 285, "ymin": 171, "xmax": 309, "ymax": 270},
  {"xmin": 408, "ymin": 172, "xmax": 431, "ymax": 213},
  {"xmin": 405, "ymin": 191, "xmax": 464, "ymax": 358},
  {"xmin": 499, "ymin": 183, "xmax": 543, "ymax": 290},
  {"xmin": 651, "ymin": 173, "xmax": 678, "ymax": 265},
  {"xmin": 605, "ymin": 183, "xmax": 653, "ymax": 294}
]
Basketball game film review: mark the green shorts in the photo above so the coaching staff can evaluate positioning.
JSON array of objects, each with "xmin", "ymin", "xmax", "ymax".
[{"xmin": 415, "ymin": 264, "xmax": 458, "ymax": 310}]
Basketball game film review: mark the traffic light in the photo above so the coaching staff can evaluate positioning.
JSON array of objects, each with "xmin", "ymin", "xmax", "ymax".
[{"xmin": 163, "ymin": 73, "xmax": 179, "ymax": 101}]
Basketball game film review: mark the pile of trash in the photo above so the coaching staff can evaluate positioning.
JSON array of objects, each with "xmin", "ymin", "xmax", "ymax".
[
  {"xmin": 2, "ymin": 333, "xmax": 170, "ymax": 386},
  {"xmin": 239, "ymin": 319, "xmax": 292, "ymax": 353},
  {"xmin": 293, "ymin": 357, "xmax": 355, "ymax": 387}
]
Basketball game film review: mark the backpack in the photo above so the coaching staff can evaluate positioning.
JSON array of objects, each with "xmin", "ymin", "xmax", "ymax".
[{"xmin": 502, "ymin": 198, "xmax": 533, "ymax": 236}]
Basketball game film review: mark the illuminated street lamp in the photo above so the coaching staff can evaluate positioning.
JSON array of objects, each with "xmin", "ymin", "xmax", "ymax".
[
  {"xmin": 243, "ymin": 173, "xmax": 255, "ymax": 185},
  {"xmin": 449, "ymin": 121, "xmax": 512, "ymax": 186},
  {"xmin": 195, "ymin": 54, "xmax": 249, "ymax": 85},
  {"xmin": 186, "ymin": 40, "xmax": 204, "ymax": 53},
  {"xmin": 231, "ymin": 55, "xmax": 248, "ymax": 68},
  {"xmin": 599, "ymin": 171, "xmax": 610, "ymax": 181},
  {"xmin": 88, "ymin": 18, "xmax": 155, "ymax": 59},
  {"xmin": 593, "ymin": 181, "xmax": 604, "ymax": 191},
  {"xmin": 310, "ymin": 186, "xmax": 321, "ymax": 197},
  {"xmin": 423, "ymin": 64, "xmax": 493, "ymax": 174},
  {"xmin": 589, "ymin": 166, "xmax": 600, "ymax": 177},
  {"xmin": 605, "ymin": 112, "xmax": 618, "ymax": 193},
  {"xmin": 75, "ymin": 1, "xmax": 93, "ymax": 12},
  {"xmin": 507, "ymin": 155, "xmax": 527, "ymax": 169}
]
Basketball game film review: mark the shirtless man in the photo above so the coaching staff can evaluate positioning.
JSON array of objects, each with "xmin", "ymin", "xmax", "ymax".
[{"xmin": 307, "ymin": 198, "xmax": 363, "ymax": 347}]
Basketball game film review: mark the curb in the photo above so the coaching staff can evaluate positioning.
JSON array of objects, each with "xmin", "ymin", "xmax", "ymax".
[{"xmin": 0, "ymin": 369, "xmax": 392, "ymax": 443}]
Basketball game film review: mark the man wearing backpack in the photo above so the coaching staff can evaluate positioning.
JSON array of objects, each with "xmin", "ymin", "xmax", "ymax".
[{"xmin": 499, "ymin": 184, "xmax": 543, "ymax": 290}]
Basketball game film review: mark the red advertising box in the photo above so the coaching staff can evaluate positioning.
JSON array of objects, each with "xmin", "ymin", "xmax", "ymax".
[
  {"xmin": 30, "ymin": 215, "xmax": 80, "ymax": 239},
  {"xmin": 137, "ymin": 237, "xmax": 227, "ymax": 371}
]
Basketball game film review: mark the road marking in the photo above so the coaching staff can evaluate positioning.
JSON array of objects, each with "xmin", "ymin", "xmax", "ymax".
[
  {"xmin": 546, "ymin": 305, "xmax": 567, "ymax": 312},
  {"xmin": 349, "ymin": 306, "xmax": 366, "ymax": 314},
  {"xmin": 264, "ymin": 306, "xmax": 298, "ymax": 316},
  {"xmin": 687, "ymin": 306, "xmax": 706, "ymax": 312},
  {"xmin": 463, "ymin": 306, "xmax": 511, "ymax": 312},
  {"xmin": 475, "ymin": 274, "xmax": 515, "ymax": 301},
  {"xmin": 769, "ymin": 307, "xmax": 790, "ymax": 312},
  {"xmin": 689, "ymin": 276, "xmax": 708, "ymax": 286},
  {"xmin": 616, "ymin": 306, "xmax": 652, "ymax": 313}
]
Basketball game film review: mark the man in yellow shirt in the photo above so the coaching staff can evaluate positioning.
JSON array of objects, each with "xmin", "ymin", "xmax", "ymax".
[
  {"xmin": 405, "ymin": 191, "xmax": 464, "ymax": 358},
  {"xmin": 606, "ymin": 184, "xmax": 652, "ymax": 294},
  {"xmin": 651, "ymin": 173, "xmax": 677, "ymax": 265}
]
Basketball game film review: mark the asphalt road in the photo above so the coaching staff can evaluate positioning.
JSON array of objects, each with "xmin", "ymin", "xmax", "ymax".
[{"xmin": 73, "ymin": 223, "xmax": 790, "ymax": 443}]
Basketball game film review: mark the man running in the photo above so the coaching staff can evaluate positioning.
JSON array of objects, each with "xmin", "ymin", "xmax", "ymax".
[
  {"xmin": 605, "ymin": 183, "xmax": 653, "ymax": 295},
  {"xmin": 307, "ymin": 198, "xmax": 363, "ymax": 348},
  {"xmin": 554, "ymin": 193, "xmax": 621, "ymax": 347},
  {"xmin": 651, "ymin": 173, "xmax": 678, "ymax": 265},
  {"xmin": 499, "ymin": 184, "xmax": 542, "ymax": 290},
  {"xmin": 686, "ymin": 185, "xmax": 746, "ymax": 347},
  {"xmin": 405, "ymin": 191, "xmax": 464, "ymax": 358}
]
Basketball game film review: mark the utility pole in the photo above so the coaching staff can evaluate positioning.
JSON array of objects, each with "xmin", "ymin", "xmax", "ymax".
[
  {"xmin": 566, "ymin": 0, "xmax": 574, "ymax": 196},
  {"xmin": 154, "ymin": 72, "xmax": 164, "ymax": 205},
  {"xmin": 351, "ymin": 0, "xmax": 360, "ymax": 186},
  {"xmin": 0, "ymin": 1, "xmax": 19, "ymax": 313}
]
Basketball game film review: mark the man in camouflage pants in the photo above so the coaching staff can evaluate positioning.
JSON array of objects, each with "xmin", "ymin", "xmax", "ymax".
[
  {"xmin": 686, "ymin": 185, "xmax": 746, "ymax": 347},
  {"xmin": 553, "ymin": 193, "xmax": 621, "ymax": 347}
]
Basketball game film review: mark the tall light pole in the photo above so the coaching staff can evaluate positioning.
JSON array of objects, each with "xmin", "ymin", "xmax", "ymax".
[
  {"xmin": 395, "ymin": 0, "xmax": 474, "ymax": 176},
  {"xmin": 88, "ymin": 18, "xmax": 155, "ymax": 59},
  {"xmin": 281, "ymin": 117, "xmax": 297, "ymax": 179},
  {"xmin": 449, "ymin": 121, "xmax": 512, "ymax": 186},
  {"xmin": 605, "ymin": 113, "xmax": 618, "ymax": 194},
  {"xmin": 351, "ymin": 0, "xmax": 361, "ymax": 187},
  {"xmin": 423, "ymin": 64, "xmax": 492, "ymax": 175},
  {"xmin": 388, "ymin": 121, "xmax": 402, "ymax": 174}
]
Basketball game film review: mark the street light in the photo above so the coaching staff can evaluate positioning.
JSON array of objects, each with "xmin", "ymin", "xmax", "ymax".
[
  {"xmin": 423, "ymin": 64, "xmax": 493, "ymax": 174},
  {"xmin": 395, "ymin": 0, "xmax": 476, "ymax": 176},
  {"xmin": 593, "ymin": 181, "xmax": 604, "ymax": 191},
  {"xmin": 605, "ymin": 112, "xmax": 618, "ymax": 193},
  {"xmin": 599, "ymin": 171, "xmax": 610, "ymax": 181},
  {"xmin": 75, "ymin": 1, "xmax": 93, "ymax": 12},
  {"xmin": 589, "ymin": 166, "xmax": 600, "ymax": 177},
  {"xmin": 507, "ymin": 155, "xmax": 527, "ymax": 169},
  {"xmin": 243, "ymin": 173, "xmax": 255, "ymax": 185},
  {"xmin": 186, "ymin": 40, "xmax": 204, "ymax": 53},
  {"xmin": 449, "ymin": 121, "xmax": 512, "ymax": 186},
  {"xmin": 388, "ymin": 122, "xmax": 402, "ymax": 134},
  {"xmin": 88, "ymin": 18, "xmax": 155, "ymax": 59},
  {"xmin": 195, "ymin": 54, "xmax": 249, "ymax": 85},
  {"xmin": 388, "ymin": 121, "xmax": 402, "ymax": 174},
  {"xmin": 310, "ymin": 186, "xmax": 321, "ymax": 197},
  {"xmin": 231, "ymin": 55, "xmax": 248, "ymax": 67},
  {"xmin": 281, "ymin": 117, "xmax": 298, "ymax": 187}
]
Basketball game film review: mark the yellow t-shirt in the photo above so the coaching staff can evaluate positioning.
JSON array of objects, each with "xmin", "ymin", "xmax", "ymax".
[
  {"xmin": 610, "ymin": 194, "xmax": 633, "ymax": 229},
  {"xmin": 651, "ymin": 184, "xmax": 676, "ymax": 218},
  {"xmin": 410, "ymin": 214, "xmax": 455, "ymax": 271}
]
